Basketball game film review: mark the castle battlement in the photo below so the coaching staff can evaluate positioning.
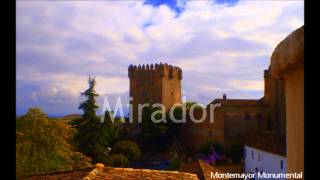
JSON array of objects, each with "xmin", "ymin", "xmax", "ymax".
[{"xmin": 128, "ymin": 63, "xmax": 182, "ymax": 80}]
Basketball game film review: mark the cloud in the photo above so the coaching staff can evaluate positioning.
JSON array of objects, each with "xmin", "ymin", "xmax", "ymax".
[{"xmin": 16, "ymin": 0, "xmax": 303, "ymax": 116}]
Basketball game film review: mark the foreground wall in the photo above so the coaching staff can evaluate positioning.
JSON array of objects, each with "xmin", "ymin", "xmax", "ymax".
[{"xmin": 270, "ymin": 26, "xmax": 304, "ymax": 175}]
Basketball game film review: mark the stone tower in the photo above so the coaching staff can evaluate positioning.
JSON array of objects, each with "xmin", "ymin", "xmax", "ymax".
[{"xmin": 128, "ymin": 63, "xmax": 182, "ymax": 123}]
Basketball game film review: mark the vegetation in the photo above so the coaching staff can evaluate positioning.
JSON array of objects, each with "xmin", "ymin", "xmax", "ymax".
[
  {"xmin": 138, "ymin": 104, "xmax": 170, "ymax": 153},
  {"xmin": 166, "ymin": 151, "xmax": 182, "ymax": 171},
  {"xmin": 16, "ymin": 75, "xmax": 212, "ymax": 175},
  {"xmin": 225, "ymin": 143, "xmax": 243, "ymax": 162},
  {"xmin": 138, "ymin": 101, "xmax": 202, "ymax": 154},
  {"xmin": 16, "ymin": 108, "xmax": 92, "ymax": 177},
  {"xmin": 106, "ymin": 154, "xmax": 129, "ymax": 167},
  {"xmin": 72, "ymin": 77, "xmax": 120, "ymax": 164},
  {"xmin": 111, "ymin": 140, "xmax": 141, "ymax": 161},
  {"xmin": 198, "ymin": 140, "xmax": 224, "ymax": 155}
]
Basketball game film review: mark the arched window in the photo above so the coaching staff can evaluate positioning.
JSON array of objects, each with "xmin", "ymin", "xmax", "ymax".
[
  {"xmin": 245, "ymin": 113, "xmax": 251, "ymax": 121},
  {"xmin": 142, "ymin": 91, "xmax": 147, "ymax": 97},
  {"xmin": 256, "ymin": 113, "xmax": 263, "ymax": 128}
]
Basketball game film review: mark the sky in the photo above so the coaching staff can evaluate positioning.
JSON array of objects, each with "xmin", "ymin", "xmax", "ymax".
[{"xmin": 16, "ymin": 0, "xmax": 304, "ymax": 117}]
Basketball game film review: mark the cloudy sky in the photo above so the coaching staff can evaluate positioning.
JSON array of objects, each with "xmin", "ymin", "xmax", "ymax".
[{"xmin": 16, "ymin": 0, "xmax": 304, "ymax": 117}]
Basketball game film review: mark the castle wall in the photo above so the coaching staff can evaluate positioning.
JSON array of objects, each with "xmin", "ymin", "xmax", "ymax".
[
  {"xmin": 179, "ymin": 107, "xmax": 225, "ymax": 152},
  {"xmin": 223, "ymin": 105, "xmax": 270, "ymax": 147},
  {"xmin": 179, "ymin": 101, "xmax": 271, "ymax": 151}
]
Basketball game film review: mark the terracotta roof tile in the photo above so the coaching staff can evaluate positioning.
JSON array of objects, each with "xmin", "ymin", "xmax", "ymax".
[
  {"xmin": 198, "ymin": 160, "xmax": 243, "ymax": 180},
  {"xmin": 23, "ymin": 164, "xmax": 200, "ymax": 180}
]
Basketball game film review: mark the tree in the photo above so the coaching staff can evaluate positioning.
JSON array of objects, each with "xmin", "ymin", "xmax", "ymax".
[
  {"xmin": 73, "ymin": 77, "xmax": 117, "ymax": 163},
  {"xmin": 198, "ymin": 140, "xmax": 224, "ymax": 155},
  {"xmin": 138, "ymin": 101, "xmax": 202, "ymax": 154},
  {"xmin": 166, "ymin": 151, "xmax": 181, "ymax": 171},
  {"xmin": 106, "ymin": 154, "xmax": 129, "ymax": 167},
  {"xmin": 226, "ymin": 143, "xmax": 243, "ymax": 162},
  {"xmin": 71, "ymin": 76, "xmax": 99, "ymax": 128},
  {"xmin": 138, "ymin": 104, "xmax": 170, "ymax": 153},
  {"xmin": 111, "ymin": 140, "xmax": 141, "ymax": 161},
  {"xmin": 16, "ymin": 108, "xmax": 91, "ymax": 177}
]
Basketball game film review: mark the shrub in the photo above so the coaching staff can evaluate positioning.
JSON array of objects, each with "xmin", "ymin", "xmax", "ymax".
[
  {"xmin": 106, "ymin": 154, "xmax": 129, "ymax": 167},
  {"xmin": 16, "ymin": 108, "xmax": 92, "ymax": 177},
  {"xmin": 166, "ymin": 151, "xmax": 181, "ymax": 171},
  {"xmin": 228, "ymin": 143, "xmax": 243, "ymax": 162},
  {"xmin": 112, "ymin": 140, "xmax": 141, "ymax": 161},
  {"xmin": 198, "ymin": 140, "xmax": 224, "ymax": 155}
]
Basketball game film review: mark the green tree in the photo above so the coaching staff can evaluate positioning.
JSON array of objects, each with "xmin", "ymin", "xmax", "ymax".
[
  {"xmin": 138, "ymin": 101, "xmax": 202, "ymax": 154},
  {"xmin": 71, "ymin": 76, "xmax": 99, "ymax": 128},
  {"xmin": 138, "ymin": 104, "xmax": 170, "ymax": 153},
  {"xmin": 166, "ymin": 151, "xmax": 181, "ymax": 171},
  {"xmin": 16, "ymin": 108, "xmax": 91, "ymax": 177},
  {"xmin": 111, "ymin": 140, "xmax": 141, "ymax": 161},
  {"xmin": 226, "ymin": 143, "xmax": 243, "ymax": 162},
  {"xmin": 73, "ymin": 77, "xmax": 118, "ymax": 163},
  {"xmin": 198, "ymin": 140, "xmax": 224, "ymax": 155},
  {"xmin": 106, "ymin": 154, "xmax": 129, "ymax": 167}
]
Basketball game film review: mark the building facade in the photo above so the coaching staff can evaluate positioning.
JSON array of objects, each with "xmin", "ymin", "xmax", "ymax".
[{"xmin": 244, "ymin": 146, "xmax": 286, "ymax": 179}]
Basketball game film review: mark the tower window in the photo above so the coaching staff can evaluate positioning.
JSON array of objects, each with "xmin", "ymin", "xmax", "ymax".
[
  {"xmin": 142, "ymin": 91, "xmax": 147, "ymax": 97},
  {"xmin": 256, "ymin": 113, "xmax": 263, "ymax": 128},
  {"xmin": 245, "ymin": 113, "xmax": 251, "ymax": 121},
  {"xmin": 171, "ymin": 91, "xmax": 174, "ymax": 96}
]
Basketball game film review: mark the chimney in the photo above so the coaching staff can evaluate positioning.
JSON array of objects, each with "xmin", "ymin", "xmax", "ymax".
[{"xmin": 223, "ymin": 94, "xmax": 227, "ymax": 100}]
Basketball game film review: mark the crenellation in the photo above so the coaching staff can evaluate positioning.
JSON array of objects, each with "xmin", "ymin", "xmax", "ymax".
[{"xmin": 128, "ymin": 63, "xmax": 182, "ymax": 79}]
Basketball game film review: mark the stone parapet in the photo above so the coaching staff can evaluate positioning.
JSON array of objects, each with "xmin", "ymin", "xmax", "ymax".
[
  {"xmin": 128, "ymin": 63, "xmax": 182, "ymax": 80},
  {"xmin": 270, "ymin": 26, "xmax": 304, "ymax": 78}
]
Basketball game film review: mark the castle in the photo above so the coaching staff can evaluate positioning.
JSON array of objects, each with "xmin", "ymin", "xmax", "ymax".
[
  {"xmin": 128, "ymin": 63, "xmax": 182, "ymax": 123},
  {"xmin": 128, "ymin": 62, "xmax": 286, "ymax": 151},
  {"xmin": 25, "ymin": 26, "xmax": 303, "ymax": 180}
]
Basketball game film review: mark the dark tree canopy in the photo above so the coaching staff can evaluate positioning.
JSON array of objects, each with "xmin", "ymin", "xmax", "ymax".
[{"xmin": 73, "ymin": 77, "xmax": 120, "ymax": 163}]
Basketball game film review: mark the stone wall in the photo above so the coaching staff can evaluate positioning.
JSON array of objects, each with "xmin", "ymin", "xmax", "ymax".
[{"xmin": 270, "ymin": 26, "xmax": 304, "ymax": 175}]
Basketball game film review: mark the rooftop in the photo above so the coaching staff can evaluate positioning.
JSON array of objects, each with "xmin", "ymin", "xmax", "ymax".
[
  {"xmin": 23, "ymin": 163, "xmax": 200, "ymax": 180},
  {"xmin": 208, "ymin": 98, "xmax": 265, "ymax": 107},
  {"xmin": 244, "ymin": 130, "xmax": 286, "ymax": 156},
  {"xmin": 198, "ymin": 160, "xmax": 243, "ymax": 180},
  {"xmin": 22, "ymin": 160, "xmax": 246, "ymax": 180}
]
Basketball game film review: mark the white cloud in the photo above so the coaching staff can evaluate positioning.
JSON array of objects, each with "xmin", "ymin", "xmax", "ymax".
[
  {"xmin": 229, "ymin": 80, "xmax": 264, "ymax": 91},
  {"xmin": 16, "ymin": 0, "xmax": 304, "ymax": 115}
]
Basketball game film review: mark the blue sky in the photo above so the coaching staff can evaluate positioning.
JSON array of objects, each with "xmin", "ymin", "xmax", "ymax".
[{"xmin": 16, "ymin": 0, "xmax": 304, "ymax": 116}]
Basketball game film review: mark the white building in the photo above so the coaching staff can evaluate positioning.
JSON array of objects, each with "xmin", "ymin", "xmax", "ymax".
[{"xmin": 244, "ymin": 145, "xmax": 286, "ymax": 180}]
